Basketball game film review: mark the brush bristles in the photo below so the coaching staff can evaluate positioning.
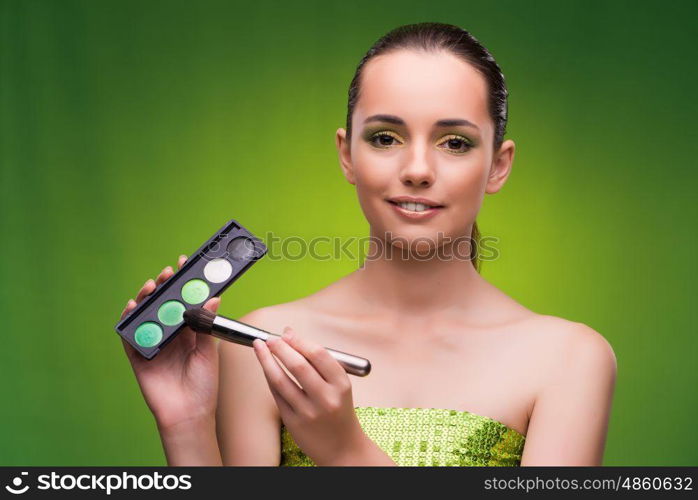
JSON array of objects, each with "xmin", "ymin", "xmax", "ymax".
[{"xmin": 183, "ymin": 307, "xmax": 215, "ymax": 333}]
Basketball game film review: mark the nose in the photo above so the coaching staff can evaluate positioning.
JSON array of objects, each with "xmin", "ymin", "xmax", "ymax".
[{"xmin": 398, "ymin": 142, "xmax": 436, "ymax": 187}]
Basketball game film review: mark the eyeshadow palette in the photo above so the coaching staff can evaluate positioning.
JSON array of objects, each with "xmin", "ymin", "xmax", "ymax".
[{"xmin": 115, "ymin": 218, "xmax": 267, "ymax": 359}]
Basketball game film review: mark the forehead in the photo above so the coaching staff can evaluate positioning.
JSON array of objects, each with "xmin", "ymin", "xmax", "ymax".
[{"xmin": 355, "ymin": 49, "xmax": 490, "ymax": 132}]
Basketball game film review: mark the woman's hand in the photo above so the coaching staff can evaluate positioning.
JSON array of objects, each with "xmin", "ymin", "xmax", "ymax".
[
  {"xmin": 252, "ymin": 327, "xmax": 378, "ymax": 466},
  {"xmin": 119, "ymin": 255, "xmax": 221, "ymax": 433}
]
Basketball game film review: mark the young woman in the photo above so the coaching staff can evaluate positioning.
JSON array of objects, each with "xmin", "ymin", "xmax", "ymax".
[{"xmin": 119, "ymin": 22, "xmax": 617, "ymax": 466}]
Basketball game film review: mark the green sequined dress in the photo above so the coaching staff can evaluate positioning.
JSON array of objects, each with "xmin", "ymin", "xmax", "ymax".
[{"xmin": 280, "ymin": 406, "xmax": 526, "ymax": 466}]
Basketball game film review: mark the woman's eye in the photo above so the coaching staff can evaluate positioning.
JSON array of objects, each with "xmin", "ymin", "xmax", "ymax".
[
  {"xmin": 439, "ymin": 135, "xmax": 473, "ymax": 154},
  {"xmin": 369, "ymin": 132, "xmax": 402, "ymax": 148}
]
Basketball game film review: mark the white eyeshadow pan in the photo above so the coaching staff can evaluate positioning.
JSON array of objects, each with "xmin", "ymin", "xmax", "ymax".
[{"xmin": 203, "ymin": 258, "xmax": 233, "ymax": 283}]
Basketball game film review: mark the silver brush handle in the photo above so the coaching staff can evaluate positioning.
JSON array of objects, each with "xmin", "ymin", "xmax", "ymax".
[{"xmin": 210, "ymin": 316, "xmax": 371, "ymax": 377}]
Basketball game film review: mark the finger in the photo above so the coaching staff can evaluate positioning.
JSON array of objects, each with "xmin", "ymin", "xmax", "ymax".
[
  {"xmin": 268, "ymin": 380, "xmax": 294, "ymax": 420},
  {"xmin": 135, "ymin": 279, "xmax": 156, "ymax": 304},
  {"xmin": 281, "ymin": 327, "xmax": 347, "ymax": 385},
  {"xmin": 177, "ymin": 254, "xmax": 188, "ymax": 270},
  {"xmin": 155, "ymin": 266, "xmax": 174, "ymax": 286},
  {"xmin": 203, "ymin": 296, "xmax": 221, "ymax": 312},
  {"xmin": 253, "ymin": 340, "xmax": 295, "ymax": 418},
  {"xmin": 118, "ymin": 300, "xmax": 140, "ymax": 361},
  {"xmin": 120, "ymin": 299, "xmax": 137, "ymax": 320},
  {"xmin": 266, "ymin": 331, "xmax": 327, "ymax": 401},
  {"xmin": 253, "ymin": 338, "xmax": 308, "ymax": 413}
]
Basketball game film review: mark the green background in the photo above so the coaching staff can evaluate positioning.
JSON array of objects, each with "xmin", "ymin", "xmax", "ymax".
[{"xmin": 1, "ymin": 0, "xmax": 696, "ymax": 465}]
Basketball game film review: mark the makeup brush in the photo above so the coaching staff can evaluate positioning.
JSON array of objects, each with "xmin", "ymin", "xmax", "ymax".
[{"xmin": 183, "ymin": 308, "xmax": 371, "ymax": 377}]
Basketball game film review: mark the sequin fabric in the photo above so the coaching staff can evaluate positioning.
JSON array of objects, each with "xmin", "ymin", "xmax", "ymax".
[{"xmin": 280, "ymin": 406, "xmax": 526, "ymax": 466}]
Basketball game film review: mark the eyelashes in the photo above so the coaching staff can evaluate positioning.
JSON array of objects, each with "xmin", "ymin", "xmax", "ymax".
[
  {"xmin": 368, "ymin": 131, "xmax": 402, "ymax": 148},
  {"xmin": 366, "ymin": 131, "xmax": 474, "ymax": 154},
  {"xmin": 439, "ymin": 135, "xmax": 474, "ymax": 154}
]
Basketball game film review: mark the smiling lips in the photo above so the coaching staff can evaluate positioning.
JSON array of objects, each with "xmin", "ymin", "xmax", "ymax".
[{"xmin": 386, "ymin": 196, "xmax": 445, "ymax": 220}]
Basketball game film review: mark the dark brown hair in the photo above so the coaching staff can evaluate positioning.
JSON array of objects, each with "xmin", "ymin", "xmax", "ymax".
[{"xmin": 345, "ymin": 22, "xmax": 509, "ymax": 271}]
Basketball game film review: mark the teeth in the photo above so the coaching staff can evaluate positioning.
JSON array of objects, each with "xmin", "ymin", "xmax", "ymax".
[{"xmin": 397, "ymin": 201, "xmax": 431, "ymax": 212}]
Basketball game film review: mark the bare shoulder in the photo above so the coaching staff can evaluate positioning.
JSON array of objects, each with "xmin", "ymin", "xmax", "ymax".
[
  {"xmin": 543, "ymin": 315, "xmax": 614, "ymax": 362},
  {"xmin": 481, "ymin": 280, "xmax": 616, "ymax": 369},
  {"xmin": 514, "ymin": 316, "xmax": 617, "ymax": 464},
  {"xmin": 517, "ymin": 313, "xmax": 617, "ymax": 379}
]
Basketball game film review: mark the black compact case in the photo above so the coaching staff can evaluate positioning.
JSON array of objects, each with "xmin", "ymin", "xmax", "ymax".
[{"xmin": 115, "ymin": 219, "xmax": 267, "ymax": 359}]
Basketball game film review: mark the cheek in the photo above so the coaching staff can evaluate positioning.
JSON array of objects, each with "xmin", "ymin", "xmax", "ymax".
[
  {"xmin": 440, "ymin": 162, "xmax": 490, "ymax": 233},
  {"xmin": 350, "ymin": 152, "xmax": 397, "ymax": 225},
  {"xmin": 452, "ymin": 168, "xmax": 487, "ymax": 199},
  {"xmin": 442, "ymin": 158, "xmax": 488, "ymax": 201},
  {"xmin": 352, "ymin": 151, "xmax": 395, "ymax": 197}
]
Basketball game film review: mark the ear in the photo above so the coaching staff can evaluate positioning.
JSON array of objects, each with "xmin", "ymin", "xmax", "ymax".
[
  {"xmin": 485, "ymin": 139, "xmax": 515, "ymax": 194},
  {"xmin": 335, "ymin": 128, "xmax": 356, "ymax": 185}
]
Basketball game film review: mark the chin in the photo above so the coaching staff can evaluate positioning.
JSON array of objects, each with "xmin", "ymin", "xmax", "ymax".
[
  {"xmin": 381, "ymin": 224, "xmax": 446, "ymax": 252},
  {"xmin": 391, "ymin": 237, "xmax": 438, "ymax": 255}
]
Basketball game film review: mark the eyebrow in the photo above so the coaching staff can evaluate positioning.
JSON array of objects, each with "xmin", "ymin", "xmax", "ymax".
[{"xmin": 363, "ymin": 113, "xmax": 480, "ymax": 131}]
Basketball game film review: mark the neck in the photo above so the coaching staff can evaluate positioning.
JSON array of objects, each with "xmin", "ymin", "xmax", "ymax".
[{"xmin": 350, "ymin": 229, "xmax": 482, "ymax": 315}]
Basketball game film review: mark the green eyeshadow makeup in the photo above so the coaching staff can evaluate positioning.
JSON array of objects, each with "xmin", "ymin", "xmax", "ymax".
[
  {"xmin": 134, "ymin": 322, "xmax": 162, "ymax": 348},
  {"xmin": 115, "ymin": 219, "xmax": 267, "ymax": 359},
  {"xmin": 158, "ymin": 300, "xmax": 186, "ymax": 326},
  {"xmin": 181, "ymin": 279, "xmax": 210, "ymax": 304}
]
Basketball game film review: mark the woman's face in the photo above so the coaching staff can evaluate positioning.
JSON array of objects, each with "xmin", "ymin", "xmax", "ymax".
[{"xmin": 336, "ymin": 49, "xmax": 514, "ymax": 255}]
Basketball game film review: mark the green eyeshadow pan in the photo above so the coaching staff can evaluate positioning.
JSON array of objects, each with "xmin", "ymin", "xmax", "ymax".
[
  {"xmin": 158, "ymin": 300, "xmax": 186, "ymax": 326},
  {"xmin": 134, "ymin": 321, "xmax": 163, "ymax": 347},
  {"xmin": 181, "ymin": 279, "xmax": 210, "ymax": 304}
]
